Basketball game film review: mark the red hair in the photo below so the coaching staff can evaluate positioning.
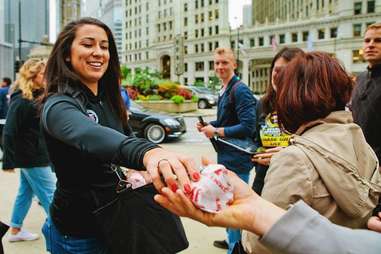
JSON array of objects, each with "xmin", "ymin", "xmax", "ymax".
[{"xmin": 275, "ymin": 52, "xmax": 353, "ymax": 133}]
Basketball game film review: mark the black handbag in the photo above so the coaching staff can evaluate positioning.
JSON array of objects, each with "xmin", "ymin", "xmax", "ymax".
[{"xmin": 91, "ymin": 167, "xmax": 189, "ymax": 254}]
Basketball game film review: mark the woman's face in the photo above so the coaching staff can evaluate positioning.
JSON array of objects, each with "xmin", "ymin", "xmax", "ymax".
[
  {"xmin": 271, "ymin": 57, "xmax": 288, "ymax": 91},
  {"xmin": 34, "ymin": 66, "xmax": 46, "ymax": 88},
  {"xmin": 69, "ymin": 24, "xmax": 110, "ymax": 88}
]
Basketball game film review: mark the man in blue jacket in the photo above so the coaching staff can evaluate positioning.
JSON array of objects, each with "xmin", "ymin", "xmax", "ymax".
[{"xmin": 197, "ymin": 47, "xmax": 257, "ymax": 253}]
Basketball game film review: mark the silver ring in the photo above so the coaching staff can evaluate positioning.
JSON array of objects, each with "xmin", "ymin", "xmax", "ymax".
[{"xmin": 157, "ymin": 158, "xmax": 170, "ymax": 166}]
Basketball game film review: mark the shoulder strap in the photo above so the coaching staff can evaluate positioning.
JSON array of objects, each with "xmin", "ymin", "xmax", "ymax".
[{"xmin": 229, "ymin": 80, "xmax": 242, "ymax": 105}]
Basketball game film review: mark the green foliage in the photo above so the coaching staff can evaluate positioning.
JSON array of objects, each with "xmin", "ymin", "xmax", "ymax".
[
  {"xmin": 208, "ymin": 76, "xmax": 221, "ymax": 92},
  {"xmin": 158, "ymin": 80, "xmax": 179, "ymax": 99},
  {"xmin": 146, "ymin": 94, "xmax": 162, "ymax": 101},
  {"xmin": 194, "ymin": 80, "xmax": 205, "ymax": 87},
  {"xmin": 191, "ymin": 95, "xmax": 199, "ymax": 102},
  {"xmin": 171, "ymin": 95, "xmax": 185, "ymax": 104}
]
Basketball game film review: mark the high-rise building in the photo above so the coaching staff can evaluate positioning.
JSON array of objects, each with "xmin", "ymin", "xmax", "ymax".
[
  {"xmin": 123, "ymin": 0, "xmax": 230, "ymax": 85},
  {"xmin": 0, "ymin": 0, "xmax": 13, "ymax": 78},
  {"xmin": 4, "ymin": 0, "xmax": 49, "ymax": 63},
  {"xmin": 240, "ymin": 0, "xmax": 381, "ymax": 93},
  {"xmin": 242, "ymin": 4, "xmax": 252, "ymax": 28},
  {"xmin": 60, "ymin": 0, "xmax": 81, "ymax": 28}
]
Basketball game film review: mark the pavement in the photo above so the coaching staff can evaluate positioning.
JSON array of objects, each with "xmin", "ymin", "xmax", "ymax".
[{"xmin": 180, "ymin": 108, "xmax": 217, "ymax": 118}]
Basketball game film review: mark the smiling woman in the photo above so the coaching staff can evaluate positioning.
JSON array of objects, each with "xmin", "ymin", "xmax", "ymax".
[{"xmin": 38, "ymin": 17, "xmax": 196, "ymax": 254}]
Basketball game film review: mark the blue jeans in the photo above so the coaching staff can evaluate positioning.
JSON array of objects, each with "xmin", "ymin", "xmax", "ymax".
[
  {"xmin": 42, "ymin": 218, "xmax": 109, "ymax": 254},
  {"xmin": 10, "ymin": 167, "xmax": 56, "ymax": 228},
  {"xmin": 227, "ymin": 173, "xmax": 250, "ymax": 254}
]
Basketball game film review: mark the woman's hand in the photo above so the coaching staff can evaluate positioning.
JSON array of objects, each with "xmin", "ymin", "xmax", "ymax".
[
  {"xmin": 368, "ymin": 212, "xmax": 381, "ymax": 233},
  {"xmin": 154, "ymin": 158, "xmax": 286, "ymax": 236},
  {"xmin": 143, "ymin": 148, "xmax": 200, "ymax": 194},
  {"xmin": 252, "ymin": 147, "xmax": 283, "ymax": 166}
]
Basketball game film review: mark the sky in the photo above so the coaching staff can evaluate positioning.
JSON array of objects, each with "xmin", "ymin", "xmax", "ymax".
[{"xmin": 229, "ymin": 0, "xmax": 251, "ymax": 28}]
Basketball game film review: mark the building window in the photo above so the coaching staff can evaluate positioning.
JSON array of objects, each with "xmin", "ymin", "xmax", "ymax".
[
  {"xmin": 302, "ymin": 31, "xmax": 309, "ymax": 41},
  {"xmin": 330, "ymin": 27, "xmax": 337, "ymax": 38},
  {"xmin": 184, "ymin": 77, "xmax": 188, "ymax": 85},
  {"xmin": 353, "ymin": 24, "xmax": 362, "ymax": 37},
  {"xmin": 195, "ymin": 0, "xmax": 198, "ymax": 9},
  {"xmin": 195, "ymin": 14, "xmax": 198, "ymax": 24},
  {"xmin": 209, "ymin": 26, "xmax": 213, "ymax": 35},
  {"xmin": 214, "ymin": 41, "xmax": 219, "ymax": 48},
  {"xmin": 279, "ymin": 34, "xmax": 285, "ymax": 44},
  {"xmin": 184, "ymin": 45, "xmax": 188, "ymax": 54},
  {"xmin": 201, "ymin": 13, "xmax": 204, "ymax": 23},
  {"xmin": 184, "ymin": 3, "xmax": 188, "ymax": 12},
  {"xmin": 215, "ymin": 25, "xmax": 219, "ymax": 35},
  {"xmin": 215, "ymin": 9, "xmax": 219, "ymax": 19},
  {"xmin": 292, "ymin": 33, "xmax": 298, "ymax": 42},
  {"xmin": 259, "ymin": 37, "xmax": 264, "ymax": 46},
  {"xmin": 231, "ymin": 40, "xmax": 235, "ymax": 49},
  {"xmin": 195, "ymin": 62, "xmax": 204, "ymax": 71},
  {"xmin": 352, "ymin": 50, "xmax": 365, "ymax": 63},
  {"xmin": 209, "ymin": 11, "xmax": 213, "ymax": 21},
  {"xmin": 184, "ymin": 63, "xmax": 188, "ymax": 72},
  {"xmin": 318, "ymin": 29, "xmax": 325, "ymax": 39},
  {"xmin": 184, "ymin": 17, "xmax": 188, "ymax": 26},
  {"xmin": 250, "ymin": 38, "xmax": 255, "ymax": 47},
  {"xmin": 184, "ymin": 31, "xmax": 188, "ymax": 40},
  {"xmin": 209, "ymin": 42, "xmax": 213, "ymax": 51},
  {"xmin": 201, "ymin": 43, "xmax": 204, "ymax": 52},
  {"xmin": 367, "ymin": 1, "xmax": 375, "ymax": 13},
  {"xmin": 201, "ymin": 28, "xmax": 204, "ymax": 37},
  {"xmin": 195, "ymin": 44, "xmax": 199, "ymax": 53},
  {"xmin": 354, "ymin": 2, "xmax": 362, "ymax": 15},
  {"xmin": 195, "ymin": 29, "xmax": 199, "ymax": 38},
  {"xmin": 209, "ymin": 60, "xmax": 214, "ymax": 70}
]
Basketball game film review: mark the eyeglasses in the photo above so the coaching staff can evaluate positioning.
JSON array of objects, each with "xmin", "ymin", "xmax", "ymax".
[{"xmin": 110, "ymin": 164, "xmax": 131, "ymax": 193}]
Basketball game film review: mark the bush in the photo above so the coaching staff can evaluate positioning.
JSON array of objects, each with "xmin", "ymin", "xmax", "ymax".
[
  {"xmin": 158, "ymin": 80, "xmax": 179, "ymax": 99},
  {"xmin": 177, "ymin": 87, "xmax": 193, "ymax": 100},
  {"xmin": 146, "ymin": 94, "xmax": 162, "ymax": 101},
  {"xmin": 171, "ymin": 95, "xmax": 185, "ymax": 105},
  {"xmin": 191, "ymin": 95, "xmax": 199, "ymax": 102},
  {"xmin": 137, "ymin": 94, "xmax": 148, "ymax": 101}
]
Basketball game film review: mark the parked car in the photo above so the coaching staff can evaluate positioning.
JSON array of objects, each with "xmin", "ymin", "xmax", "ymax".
[
  {"xmin": 187, "ymin": 86, "xmax": 218, "ymax": 109},
  {"xmin": 128, "ymin": 101, "xmax": 186, "ymax": 144}
]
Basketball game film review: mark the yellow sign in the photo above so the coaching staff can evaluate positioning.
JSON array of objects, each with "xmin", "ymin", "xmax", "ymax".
[{"xmin": 259, "ymin": 112, "xmax": 290, "ymax": 147}]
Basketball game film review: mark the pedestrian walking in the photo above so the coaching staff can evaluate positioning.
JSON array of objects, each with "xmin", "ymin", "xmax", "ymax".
[
  {"xmin": 2, "ymin": 58, "xmax": 56, "ymax": 242},
  {"xmin": 0, "ymin": 77, "xmax": 12, "ymax": 154},
  {"xmin": 196, "ymin": 47, "xmax": 257, "ymax": 253}
]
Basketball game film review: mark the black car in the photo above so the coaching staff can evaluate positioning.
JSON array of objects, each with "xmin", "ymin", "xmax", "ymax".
[
  {"xmin": 128, "ymin": 101, "xmax": 186, "ymax": 144},
  {"xmin": 187, "ymin": 86, "xmax": 218, "ymax": 109}
]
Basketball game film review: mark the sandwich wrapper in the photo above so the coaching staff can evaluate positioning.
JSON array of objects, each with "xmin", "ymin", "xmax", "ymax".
[{"xmin": 190, "ymin": 164, "xmax": 234, "ymax": 213}]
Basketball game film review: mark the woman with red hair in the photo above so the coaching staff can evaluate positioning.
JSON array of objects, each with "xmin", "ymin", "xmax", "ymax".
[{"xmin": 241, "ymin": 52, "xmax": 381, "ymax": 253}]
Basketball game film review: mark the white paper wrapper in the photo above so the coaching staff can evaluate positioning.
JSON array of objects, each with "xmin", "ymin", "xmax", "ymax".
[{"xmin": 190, "ymin": 164, "xmax": 234, "ymax": 213}]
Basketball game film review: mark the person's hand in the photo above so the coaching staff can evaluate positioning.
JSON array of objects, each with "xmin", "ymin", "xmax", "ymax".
[
  {"xmin": 3, "ymin": 168, "xmax": 15, "ymax": 173},
  {"xmin": 154, "ymin": 157, "xmax": 286, "ymax": 235},
  {"xmin": 252, "ymin": 147, "xmax": 283, "ymax": 166},
  {"xmin": 200, "ymin": 124, "xmax": 216, "ymax": 138},
  {"xmin": 196, "ymin": 122, "xmax": 203, "ymax": 132},
  {"xmin": 143, "ymin": 148, "xmax": 200, "ymax": 194},
  {"xmin": 368, "ymin": 212, "xmax": 381, "ymax": 233}
]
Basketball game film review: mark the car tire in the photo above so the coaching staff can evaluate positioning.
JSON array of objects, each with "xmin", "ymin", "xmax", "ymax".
[
  {"xmin": 198, "ymin": 99, "xmax": 208, "ymax": 109},
  {"xmin": 144, "ymin": 123, "xmax": 166, "ymax": 144}
]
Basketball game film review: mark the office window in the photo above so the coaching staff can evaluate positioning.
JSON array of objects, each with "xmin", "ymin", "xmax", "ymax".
[
  {"xmin": 195, "ymin": 29, "xmax": 199, "ymax": 38},
  {"xmin": 184, "ymin": 45, "xmax": 188, "ymax": 54},
  {"xmin": 184, "ymin": 63, "xmax": 188, "ymax": 72},
  {"xmin": 215, "ymin": 9, "xmax": 219, "ymax": 19},
  {"xmin": 330, "ymin": 27, "xmax": 337, "ymax": 38},
  {"xmin": 195, "ymin": 44, "xmax": 199, "ymax": 53},
  {"xmin": 209, "ymin": 26, "xmax": 213, "ymax": 35},
  {"xmin": 209, "ymin": 11, "xmax": 213, "ymax": 21},
  {"xmin": 353, "ymin": 24, "xmax": 362, "ymax": 37},
  {"xmin": 318, "ymin": 29, "xmax": 325, "ymax": 39},
  {"xmin": 184, "ymin": 3, "xmax": 188, "ymax": 12},
  {"xmin": 209, "ymin": 61, "xmax": 214, "ymax": 70},
  {"xmin": 292, "ymin": 32, "xmax": 298, "ymax": 42},
  {"xmin": 302, "ymin": 31, "xmax": 309, "ymax": 41},
  {"xmin": 201, "ymin": 28, "xmax": 204, "ymax": 37},
  {"xmin": 259, "ymin": 37, "xmax": 264, "ymax": 46},
  {"xmin": 367, "ymin": 1, "xmax": 375, "ymax": 13},
  {"xmin": 195, "ymin": 0, "xmax": 198, "ymax": 9},
  {"xmin": 354, "ymin": 2, "xmax": 362, "ymax": 15},
  {"xmin": 279, "ymin": 34, "xmax": 285, "ymax": 44},
  {"xmin": 195, "ymin": 62, "xmax": 204, "ymax": 71},
  {"xmin": 201, "ymin": 13, "xmax": 204, "ymax": 23},
  {"xmin": 209, "ymin": 42, "xmax": 213, "ymax": 51},
  {"xmin": 195, "ymin": 14, "xmax": 198, "ymax": 24},
  {"xmin": 250, "ymin": 38, "xmax": 255, "ymax": 47},
  {"xmin": 184, "ymin": 17, "xmax": 188, "ymax": 26},
  {"xmin": 352, "ymin": 50, "xmax": 365, "ymax": 63},
  {"xmin": 214, "ymin": 41, "xmax": 219, "ymax": 48},
  {"xmin": 184, "ymin": 31, "xmax": 188, "ymax": 40},
  {"xmin": 215, "ymin": 25, "xmax": 219, "ymax": 34},
  {"xmin": 184, "ymin": 77, "xmax": 188, "ymax": 85},
  {"xmin": 201, "ymin": 43, "xmax": 204, "ymax": 52}
]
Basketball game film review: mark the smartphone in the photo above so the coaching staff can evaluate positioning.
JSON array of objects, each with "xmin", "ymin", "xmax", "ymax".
[{"xmin": 198, "ymin": 116, "xmax": 207, "ymax": 126}]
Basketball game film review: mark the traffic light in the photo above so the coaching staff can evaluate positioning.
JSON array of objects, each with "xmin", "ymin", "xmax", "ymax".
[{"xmin": 14, "ymin": 60, "xmax": 21, "ymax": 73}]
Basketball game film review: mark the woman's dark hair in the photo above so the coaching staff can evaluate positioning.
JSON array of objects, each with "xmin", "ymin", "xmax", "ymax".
[
  {"xmin": 42, "ymin": 17, "xmax": 127, "ymax": 128},
  {"xmin": 2, "ymin": 77, "xmax": 12, "ymax": 86},
  {"xmin": 276, "ymin": 51, "xmax": 354, "ymax": 133},
  {"xmin": 261, "ymin": 47, "xmax": 304, "ymax": 115}
]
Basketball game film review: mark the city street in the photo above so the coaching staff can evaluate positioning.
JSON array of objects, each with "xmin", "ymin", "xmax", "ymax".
[{"xmin": 0, "ymin": 110, "xmax": 235, "ymax": 254}]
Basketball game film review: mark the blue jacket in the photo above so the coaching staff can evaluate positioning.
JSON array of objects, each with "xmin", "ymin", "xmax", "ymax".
[{"xmin": 210, "ymin": 75, "xmax": 257, "ymax": 174}]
